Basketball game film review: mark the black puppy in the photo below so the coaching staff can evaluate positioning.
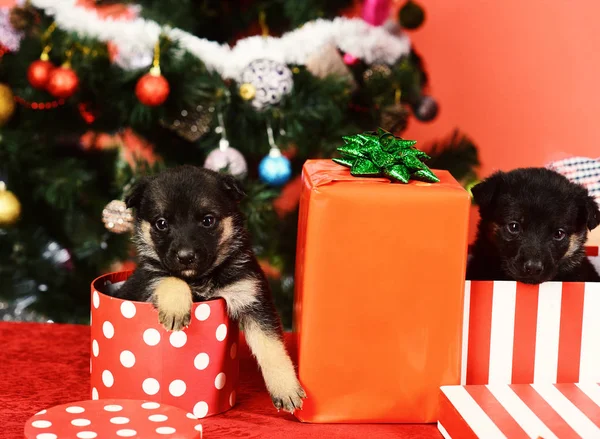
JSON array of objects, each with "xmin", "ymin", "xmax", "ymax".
[
  {"xmin": 116, "ymin": 165, "xmax": 305, "ymax": 413},
  {"xmin": 468, "ymin": 167, "xmax": 600, "ymax": 284}
]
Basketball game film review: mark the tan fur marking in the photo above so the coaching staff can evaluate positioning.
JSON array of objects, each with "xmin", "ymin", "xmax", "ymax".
[
  {"xmin": 213, "ymin": 217, "xmax": 235, "ymax": 267},
  {"xmin": 153, "ymin": 277, "xmax": 192, "ymax": 331},
  {"xmin": 564, "ymin": 233, "xmax": 585, "ymax": 259},
  {"xmin": 243, "ymin": 318, "xmax": 304, "ymax": 412},
  {"xmin": 137, "ymin": 221, "xmax": 160, "ymax": 261},
  {"xmin": 141, "ymin": 220, "xmax": 152, "ymax": 243},
  {"xmin": 219, "ymin": 217, "xmax": 234, "ymax": 245},
  {"xmin": 215, "ymin": 278, "xmax": 259, "ymax": 319}
]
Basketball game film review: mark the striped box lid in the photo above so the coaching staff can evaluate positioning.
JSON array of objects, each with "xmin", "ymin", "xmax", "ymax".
[{"xmin": 439, "ymin": 383, "xmax": 600, "ymax": 439}]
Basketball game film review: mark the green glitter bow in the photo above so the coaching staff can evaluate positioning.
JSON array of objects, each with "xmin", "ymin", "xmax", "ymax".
[{"xmin": 332, "ymin": 128, "xmax": 439, "ymax": 183}]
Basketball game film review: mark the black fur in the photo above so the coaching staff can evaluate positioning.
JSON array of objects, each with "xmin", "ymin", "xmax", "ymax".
[
  {"xmin": 116, "ymin": 165, "xmax": 282, "ymax": 335},
  {"xmin": 114, "ymin": 165, "xmax": 305, "ymax": 412},
  {"xmin": 468, "ymin": 168, "xmax": 600, "ymax": 284}
]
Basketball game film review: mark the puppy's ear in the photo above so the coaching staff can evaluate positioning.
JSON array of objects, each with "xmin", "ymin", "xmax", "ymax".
[
  {"xmin": 581, "ymin": 194, "xmax": 600, "ymax": 231},
  {"xmin": 220, "ymin": 174, "xmax": 246, "ymax": 202},
  {"xmin": 125, "ymin": 177, "xmax": 149, "ymax": 210},
  {"xmin": 471, "ymin": 172, "xmax": 505, "ymax": 212}
]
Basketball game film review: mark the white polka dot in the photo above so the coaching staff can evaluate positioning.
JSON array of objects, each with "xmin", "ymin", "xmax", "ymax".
[
  {"xmin": 230, "ymin": 390, "xmax": 236, "ymax": 407},
  {"xmin": 71, "ymin": 419, "xmax": 91, "ymax": 427},
  {"xmin": 216, "ymin": 324, "xmax": 227, "ymax": 341},
  {"xmin": 110, "ymin": 417, "xmax": 130, "ymax": 425},
  {"xmin": 230, "ymin": 342, "xmax": 237, "ymax": 359},
  {"xmin": 102, "ymin": 321, "xmax": 114, "ymax": 339},
  {"xmin": 143, "ymin": 378, "xmax": 160, "ymax": 395},
  {"xmin": 194, "ymin": 352, "xmax": 210, "ymax": 370},
  {"xmin": 186, "ymin": 413, "xmax": 197, "ymax": 420},
  {"xmin": 120, "ymin": 301, "xmax": 136, "ymax": 318},
  {"xmin": 214, "ymin": 372, "xmax": 226, "ymax": 390},
  {"xmin": 77, "ymin": 432, "xmax": 97, "ymax": 439},
  {"xmin": 148, "ymin": 414, "xmax": 168, "ymax": 422},
  {"xmin": 104, "ymin": 404, "xmax": 123, "ymax": 412},
  {"xmin": 102, "ymin": 370, "xmax": 114, "ymax": 387},
  {"xmin": 92, "ymin": 387, "xmax": 99, "ymax": 400},
  {"xmin": 143, "ymin": 328, "xmax": 161, "ymax": 346},
  {"xmin": 32, "ymin": 420, "xmax": 52, "ymax": 428},
  {"xmin": 195, "ymin": 303, "xmax": 210, "ymax": 321},
  {"xmin": 169, "ymin": 380, "xmax": 186, "ymax": 397},
  {"xmin": 193, "ymin": 401, "xmax": 209, "ymax": 418},
  {"xmin": 66, "ymin": 406, "xmax": 85, "ymax": 414},
  {"xmin": 36, "ymin": 434, "xmax": 57, "ymax": 439},
  {"xmin": 156, "ymin": 427, "xmax": 176, "ymax": 435},
  {"xmin": 35, "ymin": 410, "xmax": 47, "ymax": 415},
  {"xmin": 120, "ymin": 350, "xmax": 136, "ymax": 368},
  {"xmin": 92, "ymin": 340, "xmax": 99, "ymax": 357},
  {"xmin": 116, "ymin": 430, "xmax": 137, "ymax": 437},
  {"xmin": 141, "ymin": 402, "xmax": 160, "ymax": 409},
  {"xmin": 169, "ymin": 331, "xmax": 187, "ymax": 348},
  {"xmin": 195, "ymin": 424, "xmax": 203, "ymax": 432},
  {"xmin": 93, "ymin": 290, "xmax": 99, "ymax": 308}
]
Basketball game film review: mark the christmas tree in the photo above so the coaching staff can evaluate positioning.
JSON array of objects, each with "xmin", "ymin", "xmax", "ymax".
[{"xmin": 0, "ymin": 0, "xmax": 479, "ymax": 327}]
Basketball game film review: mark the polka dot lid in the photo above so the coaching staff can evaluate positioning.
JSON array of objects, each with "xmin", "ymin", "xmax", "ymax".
[
  {"xmin": 25, "ymin": 399, "xmax": 203, "ymax": 438},
  {"xmin": 90, "ymin": 272, "xmax": 239, "ymax": 418}
]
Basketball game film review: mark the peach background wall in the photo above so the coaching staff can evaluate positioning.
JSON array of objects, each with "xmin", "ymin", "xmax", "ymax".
[
  {"xmin": 401, "ymin": 0, "xmax": 600, "ymax": 176},
  {"xmin": 397, "ymin": 0, "xmax": 600, "ymax": 242}
]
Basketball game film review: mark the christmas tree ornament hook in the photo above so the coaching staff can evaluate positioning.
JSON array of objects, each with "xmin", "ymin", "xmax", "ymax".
[
  {"xmin": 266, "ymin": 120, "xmax": 280, "ymax": 155},
  {"xmin": 217, "ymin": 112, "xmax": 229, "ymax": 150}
]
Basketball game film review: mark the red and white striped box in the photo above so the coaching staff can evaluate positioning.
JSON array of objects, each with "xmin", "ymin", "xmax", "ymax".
[
  {"xmin": 462, "ymin": 248, "xmax": 600, "ymax": 386},
  {"xmin": 439, "ymin": 383, "xmax": 600, "ymax": 438}
]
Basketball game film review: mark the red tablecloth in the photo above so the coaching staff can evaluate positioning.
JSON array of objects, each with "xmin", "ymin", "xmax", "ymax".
[{"xmin": 0, "ymin": 322, "xmax": 440, "ymax": 439}]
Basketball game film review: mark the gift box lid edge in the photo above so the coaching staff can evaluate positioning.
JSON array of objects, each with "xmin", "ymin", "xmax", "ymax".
[{"xmin": 303, "ymin": 159, "xmax": 469, "ymax": 195}]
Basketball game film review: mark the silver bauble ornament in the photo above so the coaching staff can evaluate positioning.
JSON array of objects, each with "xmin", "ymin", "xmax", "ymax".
[
  {"xmin": 239, "ymin": 59, "xmax": 293, "ymax": 110},
  {"xmin": 102, "ymin": 200, "xmax": 134, "ymax": 234}
]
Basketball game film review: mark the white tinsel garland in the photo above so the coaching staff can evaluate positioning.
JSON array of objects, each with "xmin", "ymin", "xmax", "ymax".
[
  {"xmin": 30, "ymin": 0, "xmax": 411, "ymax": 80},
  {"xmin": 0, "ymin": 7, "xmax": 24, "ymax": 51}
]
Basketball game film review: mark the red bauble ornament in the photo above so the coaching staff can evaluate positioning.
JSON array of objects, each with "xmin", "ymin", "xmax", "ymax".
[
  {"xmin": 135, "ymin": 69, "xmax": 170, "ymax": 106},
  {"xmin": 27, "ymin": 59, "xmax": 55, "ymax": 89},
  {"xmin": 46, "ymin": 65, "xmax": 79, "ymax": 98}
]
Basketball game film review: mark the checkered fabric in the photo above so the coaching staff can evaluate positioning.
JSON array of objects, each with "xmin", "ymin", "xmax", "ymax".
[{"xmin": 546, "ymin": 156, "xmax": 600, "ymax": 202}]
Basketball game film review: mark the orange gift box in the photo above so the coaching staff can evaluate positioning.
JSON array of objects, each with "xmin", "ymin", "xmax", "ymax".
[{"xmin": 293, "ymin": 160, "xmax": 471, "ymax": 423}]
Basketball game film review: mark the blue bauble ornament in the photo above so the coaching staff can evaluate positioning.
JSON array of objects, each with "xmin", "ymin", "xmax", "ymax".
[{"xmin": 259, "ymin": 148, "xmax": 291, "ymax": 186}]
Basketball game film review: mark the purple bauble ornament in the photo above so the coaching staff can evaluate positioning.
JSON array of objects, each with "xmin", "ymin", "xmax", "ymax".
[{"xmin": 413, "ymin": 95, "xmax": 438, "ymax": 122}]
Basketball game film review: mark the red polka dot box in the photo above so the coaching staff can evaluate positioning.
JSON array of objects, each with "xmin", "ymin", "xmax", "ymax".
[
  {"xmin": 90, "ymin": 271, "xmax": 239, "ymax": 419},
  {"xmin": 25, "ymin": 399, "xmax": 203, "ymax": 438}
]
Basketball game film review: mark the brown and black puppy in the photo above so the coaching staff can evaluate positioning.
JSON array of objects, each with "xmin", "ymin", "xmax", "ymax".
[
  {"xmin": 115, "ymin": 165, "xmax": 305, "ymax": 413},
  {"xmin": 468, "ymin": 168, "xmax": 600, "ymax": 284}
]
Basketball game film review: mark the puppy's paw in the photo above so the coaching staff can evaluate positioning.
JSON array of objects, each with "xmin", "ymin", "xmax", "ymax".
[
  {"xmin": 158, "ymin": 307, "xmax": 191, "ymax": 332},
  {"xmin": 269, "ymin": 375, "xmax": 306, "ymax": 414},
  {"xmin": 152, "ymin": 277, "xmax": 192, "ymax": 332}
]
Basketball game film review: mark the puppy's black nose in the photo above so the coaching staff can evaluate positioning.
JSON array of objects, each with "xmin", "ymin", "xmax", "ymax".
[
  {"xmin": 524, "ymin": 260, "xmax": 544, "ymax": 276},
  {"xmin": 177, "ymin": 249, "xmax": 196, "ymax": 265}
]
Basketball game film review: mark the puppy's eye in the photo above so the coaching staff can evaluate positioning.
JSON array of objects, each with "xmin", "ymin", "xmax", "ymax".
[
  {"xmin": 155, "ymin": 218, "xmax": 168, "ymax": 231},
  {"xmin": 554, "ymin": 229, "xmax": 566, "ymax": 241},
  {"xmin": 506, "ymin": 222, "xmax": 521, "ymax": 234},
  {"xmin": 201, "ymin": 215, "xmax": 216, "ymax": 228}
]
